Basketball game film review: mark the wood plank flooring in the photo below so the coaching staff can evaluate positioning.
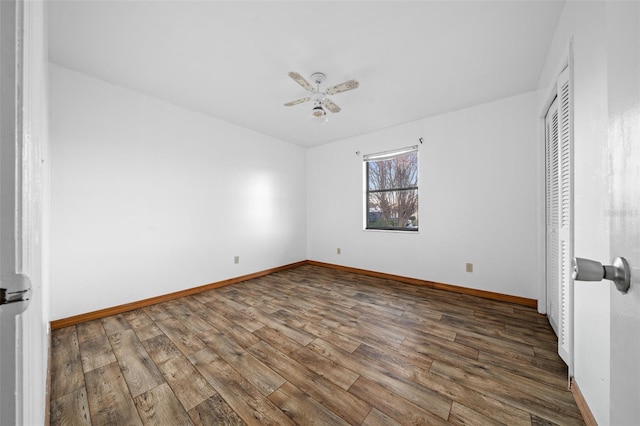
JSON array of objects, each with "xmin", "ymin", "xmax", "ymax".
[{"xmin": 50, "ymin": 265, "xmax": 584, "ymax": 425}]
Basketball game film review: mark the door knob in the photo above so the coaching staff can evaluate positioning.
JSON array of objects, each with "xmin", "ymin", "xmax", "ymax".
[
  {"xmin": 572, "ymin": 257, "xmax": 631, "ymax": 294},
  {"xmin": 0, "ymin": 273, "xmax": 31, "ymax": 314}
]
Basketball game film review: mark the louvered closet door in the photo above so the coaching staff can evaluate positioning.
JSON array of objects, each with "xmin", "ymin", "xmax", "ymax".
[
  {"xmin": 545, "ymin": 67, "xmax": 573, "ymax": 369},
  {"xmin": 545, "ymin": 97, "xmax": 560, "ymax": 335}
]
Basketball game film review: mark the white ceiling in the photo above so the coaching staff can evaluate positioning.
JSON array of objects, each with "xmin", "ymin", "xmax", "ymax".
[{"xmin": 48, "ymin": 1, "xmax": 565, "ymax": 148}]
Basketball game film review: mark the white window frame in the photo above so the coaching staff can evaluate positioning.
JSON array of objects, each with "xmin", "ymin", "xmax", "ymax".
[{"xmin": 363, "ymin": 145, "xmax": 419, "ymax": 232}]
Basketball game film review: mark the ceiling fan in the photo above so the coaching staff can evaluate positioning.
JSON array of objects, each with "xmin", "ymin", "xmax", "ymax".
[{"xmin": 284, "ymin": 71, "xmax": 359, "ymax": 121}]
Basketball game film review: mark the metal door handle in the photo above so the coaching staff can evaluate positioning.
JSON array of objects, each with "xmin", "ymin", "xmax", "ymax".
[
  {"xmin": 572, "ymin": 257, "xmax": 631, "ymax": 294},
  {"xmin": 0, "ymin": 273, "xmax": 31, "ymax": 314},
  {"xmin": 0, "ymin": 288, "xmax": 29, "ymax": 305}
]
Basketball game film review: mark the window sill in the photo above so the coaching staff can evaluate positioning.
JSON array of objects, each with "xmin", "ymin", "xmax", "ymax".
[{"xmin": 363, "ymin": 228, "xmax": 419, "ymax": 234}]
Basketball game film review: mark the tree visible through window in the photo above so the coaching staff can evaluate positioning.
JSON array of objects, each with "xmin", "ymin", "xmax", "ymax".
[{"xmin": 365, "ymin": 146, "xmax": 418, "ymax": 231}]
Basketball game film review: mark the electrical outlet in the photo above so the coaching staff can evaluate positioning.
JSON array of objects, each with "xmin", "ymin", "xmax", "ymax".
[
  {"xmin": 337, "ymin": 248, "xmax": 341, "ymax": 255},
  {"xmin": 234, "ymin": 256, "xmax": 239, "ymax": 264},
  {"xmin": 466, "ymin": 262, "xmax": 473, "ymax": 273}
]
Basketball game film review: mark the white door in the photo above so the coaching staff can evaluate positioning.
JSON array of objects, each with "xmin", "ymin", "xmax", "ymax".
[
  {"xmin": 0, "ymin": 1, "xmax": 27, "ymax": 425},
  {"xmin": 0, "ymin": 0, "xmax": 30, "ymax": 423},
  {"xmin": 1, "ymin": 0, "xmax": 48, "ymax": 424},
  {"xmin": 607, "ymin": 2, "xmax": 640, "ymax": 424},
  {"xmin": 545, "ymin": 67, "xmax": 573, "ymax": 371}
]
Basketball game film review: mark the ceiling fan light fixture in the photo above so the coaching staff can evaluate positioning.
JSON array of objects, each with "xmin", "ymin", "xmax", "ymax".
[{"xmin": 310, "ymin": 104, "xmax": 328, "ymax": 123}]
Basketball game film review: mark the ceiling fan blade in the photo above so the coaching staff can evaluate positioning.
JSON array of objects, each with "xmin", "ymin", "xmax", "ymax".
[
  {"xmin": 322, "ymin": 98, "xmax": 341, "ymax": 113},
  {"xmin": 288, "ymin": 71, "xmax": 314, "ymax": 92},
  {"xmin": 284, "ymin": 97, "xmax": 311, "ymax": 107},
  {"xmin": 326, "ymin": 79, "xmax": 359, "ymax": 95}
]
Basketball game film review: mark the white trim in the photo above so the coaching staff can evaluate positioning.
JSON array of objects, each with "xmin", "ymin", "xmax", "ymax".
[{"xmin": 539, "ymin": 42, "xmax": 571, "ymax": 118}]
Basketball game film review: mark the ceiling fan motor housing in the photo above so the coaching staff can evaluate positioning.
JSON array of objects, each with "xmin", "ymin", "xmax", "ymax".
[{"xmin": 311, "ymin": 72, "xmax": 326, "ymax": 85}]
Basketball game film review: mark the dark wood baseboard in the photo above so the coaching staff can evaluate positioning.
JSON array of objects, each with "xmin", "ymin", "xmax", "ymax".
[
  {"xmin": 571, "ymin": 378, "xmax": 597, "ymax": 426},
  {"xmin": 45, "ymin": 329, "xmax": 52, "ymax": 426},
  {"xmin": 50, "ymin": 259, "xmax": 537, "ymax": 330},
  {"xmin": 307, "ymin": 260, "xmax": 538, "ymax": 308},
  {"xmin": 50, "ymin": 261, "xmax": 306, "ymax": 330}
]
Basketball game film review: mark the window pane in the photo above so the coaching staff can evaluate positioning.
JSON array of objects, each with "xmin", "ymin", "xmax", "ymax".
[
  {"xmin": 367, "ymin": 151, "xmax": 418, "ymax": 191},
  {"xmin": 367, "ymin": 189, "xmax": 418, "ymax": 229}
]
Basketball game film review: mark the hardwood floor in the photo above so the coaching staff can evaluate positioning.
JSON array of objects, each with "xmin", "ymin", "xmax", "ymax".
[{"xmin": 50, "ymin": 265, "xmax": 584, "ymax": 425}]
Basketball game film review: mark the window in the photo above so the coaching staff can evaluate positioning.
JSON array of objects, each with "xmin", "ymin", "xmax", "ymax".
[{"xmin": 364, "ymin": 146, "xmax": 418, "ymax": 231}]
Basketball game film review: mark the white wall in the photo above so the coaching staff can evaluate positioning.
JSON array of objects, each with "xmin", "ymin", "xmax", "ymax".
[
  {"xmin": 49, "ymin": 64, "xmax": 307, "ymax": 320},
  {"xmin": 537, "ymin": 2, "xmax": 611, "ymax": 423},
  {"xmin": 307, "ymin": 91, "xmax": 539, "ymax": 299}
]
